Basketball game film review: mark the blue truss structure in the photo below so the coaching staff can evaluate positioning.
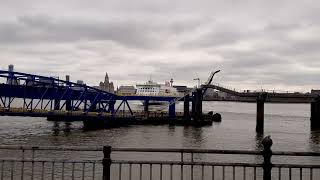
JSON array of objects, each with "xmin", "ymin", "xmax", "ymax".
[{"xmin": 0, "ymin": 71, "xmax": 177, "ymax": 118}]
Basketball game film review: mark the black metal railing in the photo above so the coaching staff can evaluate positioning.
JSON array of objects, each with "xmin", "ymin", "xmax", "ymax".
[{"xmin": 0, "ymin": 136, "xmax": 320, "ymax": 180}]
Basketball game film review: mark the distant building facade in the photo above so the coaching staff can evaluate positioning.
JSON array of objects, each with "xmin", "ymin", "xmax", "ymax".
[
  {"xmin": 6, "ymin": 64, "xmax": 20, "ymax": 85},
  {"xmin": 117, "ymin": 86, "xmax": 136, "ymax": 95},
  {"xmin": 97, "ymin": 72, "xmax": 115, "ymax": 93},
  {"xmin": 311, "ymin": 89, "xmax": 320, "ymax": 95}
]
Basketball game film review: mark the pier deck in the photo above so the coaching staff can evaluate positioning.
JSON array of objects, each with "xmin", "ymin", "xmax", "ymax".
[{"xmin": 0, "ymin": 107, "xmax": 214, "ymax": 127}]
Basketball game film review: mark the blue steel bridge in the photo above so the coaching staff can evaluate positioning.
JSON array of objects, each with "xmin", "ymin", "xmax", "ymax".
[
  {"xmin": 0, "ymin": 70, "xmax": 179, "ymax": 121},
  {"xmin": 1, "ymin": 69, "xmax": 320, "ymax": 132}
]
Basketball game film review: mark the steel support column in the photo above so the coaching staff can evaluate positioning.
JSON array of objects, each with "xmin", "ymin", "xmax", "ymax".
[
  {"xmin": 192, "ymin": 89, "xmax": 203, "ymax": 121},
  {"xmin": 144, "ymin": 100, "xmax": 149, "ymax": 112},
  {"xmin": 256, "ymin": 93, "xmax": 267, "ymax": 133},
  {"xmin": 184, "ymin": 94, "xmax": 190, "ymax": 120},
  {"xmin": 169, "ymin": 103, "xmax": 176, "ymax": 118}
]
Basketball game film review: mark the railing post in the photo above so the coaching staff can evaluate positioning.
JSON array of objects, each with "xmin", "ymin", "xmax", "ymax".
[
  {"xmin": 262, "ymin": 136, "xmax": 273, "ymax": 180},
  {"xmin": 103, "ymin": 146, "xmax": 112, "ymax": 180}
]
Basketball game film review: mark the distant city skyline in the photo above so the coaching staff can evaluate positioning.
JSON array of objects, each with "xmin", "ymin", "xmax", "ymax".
[{"xmin": 1, "ymin": 0, "xmax": 319, "ymax": 92}]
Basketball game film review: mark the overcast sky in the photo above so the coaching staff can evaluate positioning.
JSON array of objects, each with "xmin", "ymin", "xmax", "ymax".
[{"xmin": 0, "ymin": 0, "xmax": 319, "ymax": 92}]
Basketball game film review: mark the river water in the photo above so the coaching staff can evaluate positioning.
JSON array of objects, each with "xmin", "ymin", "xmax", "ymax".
[{"xmin": 0, "ymin": 101, "xmax": 319, "ymax": 152}]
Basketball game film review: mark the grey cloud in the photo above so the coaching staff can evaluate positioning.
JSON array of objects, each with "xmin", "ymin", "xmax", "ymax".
[
  {"xmin": 0, "ymin": 0, "xmax": 320, "ymax": 91},
  {"xmin": 0, "ymin": 15, "xmax": 164, "ymax": 49}
]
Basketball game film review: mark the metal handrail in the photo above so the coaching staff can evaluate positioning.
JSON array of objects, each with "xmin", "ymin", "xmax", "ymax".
[{"xmin": 1, "ymin": 145, "xmax": 320, "ymax": 156}]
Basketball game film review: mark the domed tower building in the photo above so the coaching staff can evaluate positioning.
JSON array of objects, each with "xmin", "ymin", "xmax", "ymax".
[{"xmin": 98, "ymin": 72, "xmax": 115, "ymax": 93}]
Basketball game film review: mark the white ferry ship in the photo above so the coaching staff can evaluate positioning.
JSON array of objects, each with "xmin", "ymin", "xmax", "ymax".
[{"xmin": 136, "ymin": 79, "xmax": 181, "ymax": 105}]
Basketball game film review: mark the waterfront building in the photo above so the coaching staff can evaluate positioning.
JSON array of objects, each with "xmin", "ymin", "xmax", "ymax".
[
  {"xmin": 117, "ymin": 85, "xmax": 136, "ymax": 95},
  {"xmin": 97, "ymin": 72, "xmax": 115, "ymax": 93}
]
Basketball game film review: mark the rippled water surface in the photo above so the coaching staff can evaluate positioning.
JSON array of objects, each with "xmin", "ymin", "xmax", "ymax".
[{"xmin": 0, "ymin": 101, "xmax": 319, "ymax": 152}]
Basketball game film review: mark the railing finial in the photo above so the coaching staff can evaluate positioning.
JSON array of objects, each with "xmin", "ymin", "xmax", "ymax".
[{"xmin": 262, "ymin": 135, "xmax": 273, "ymax": 149}]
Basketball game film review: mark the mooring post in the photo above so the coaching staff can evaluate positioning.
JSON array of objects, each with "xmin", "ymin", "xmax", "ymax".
[
  {"xmin": 66, "ymin": 100, "xmax": 72, "ymax": 111},
  {"xmin": 102, "ymin": 146, "xmax": 112, "ymax": 180},
  {"xmin": 194, "ymin": 89, "xmax": 203, "ymax": 121},
  {"xmin": 90, "ymin": 100, "xmax": 97, "ymax": 112},
  {"xmin": 108, "ymin": 100, "xmax": 115, "ymax": 114},
  {"xmin": 169, "ymin": 103, "xmax": 176, "ymax": 118},
  {"xmin": 54, "ymin": 99, "xmax": 60, "ymax": 110},
  {"xmin": 65, "ymin": 76, "xmax": 71, "ymax": 111},
  {"xmin": 191, "ymin": 92, "xmax": 196, "ymax": 118},
  {"xmin": 262, "ymin": 136, "xmax": 273, "ymax": 180},
  {"xmin": 184, "ymin": 94, "xmax": 190, "ymax": 120},
  {"xmin": 256, "ymin": 93, "xmax": 267, "ymax": 133},
  {"xmin": 311, "ymin": 96, "xmax": 320, "ymax": 130}
]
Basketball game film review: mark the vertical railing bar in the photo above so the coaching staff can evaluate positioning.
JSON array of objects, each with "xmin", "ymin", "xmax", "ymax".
[
  {"xmin": 10, "ymin": 161, "xmax": 14, "ymax": 180},
  {"xmin": 191, "ymin": 153, "xmax": 194, "ymax": 180},
  {"xmin": 82, "ymin": 162, "xmax": 85, "ymax": 180},
  {"xmin": 253, "ymin": 167, "xmax": 256, "ymax": 180},
  {"xmin": 300, "ymin": 168, "xmax": 302, "ymax": 180},
  {"xmin": 289, "ymin": 168, "xmax": 291, "ymax": 180},
  {"xmin": 222, "ymin": 166, "xmax": 225, "ymax": 180},
  {"xmin": 20, "ymin": 160, "xmax": 24, "ymax": 180},
  {"xmin": 41, "ymin": 162, "xmax": 45, "ymax": 180},
  {"xmin": 243, "ymin": 167, "xmax": 246, "ymax": 180},
  {"xmin": 191, "ymin": 164, "xmax": 193, "ymax": 180},
  {"xmin": 92, "ymin": 163, "xmax": 95, "ymax": 180},
  {"xmin": 160, "ymin": 164, "xmax": 163, "ymax": 180},
  {"xmin": 32, "ymin": 148, "xmax": 35, "ymax": 160},
  {"xmin": 310, "ymin": 168, "xmax": 313, "ymax": 180},
  {"xmin": 129, "ymin": 163, "xmax": 132, "ymax": 180},
  {"xmin": 233, "ymin": 166, "xmax": 235, "ymax": 180},
  {"xmin": 170, "ymin": 164, "xmax": 173, "ymax": 180},
  {"xmin": 119, "ymin": 163, "xmax": 122, "ymax": 180},
  {"xmin": 21, "ymin": 150, "xmax": 25, "ymax": 160},
  {"xmin": 102, "ymin": 146, "xmax": 111, "ymax": 180},
  {"xmin": 139, "ymin": 164, "xmax": 142, "ymax": 180},
  {"xmin": 191, "ymin": 153, "xmax": 193, "ymax": 163},
  {"xmin": 0, "ymin": 160, "xmax": 3, "ymax": 180},
  {"xmin": 278, "ymin": 167, "xmax": 281, "ymax": 180},
  {"xmin": 201, "ymin": 165, "xmax": 204, "ymax": 180},
  {"xmin": 62, "ymin": 162, "xmax": 65, "ymax": 180},
  {"xmin": 31, "ymin": 148, "xmax": 35, "ymax": 180},
  {"xmin": 72, "ymin": 162, "xmax": 75, "ymax": 180},
  {"xmin": 181, "ymin": 152, "xmax": 183, "ymax": 180},
  {"xmin": 51, "ymin": 162, "xmax": 54, "ymax": 180},
  {"xmin": 212, "ymin": 165, "xmax": 214, "ymax": 180},
  {"xmin": 31, "ymin": 160, "xmax": 34, "ymax": 180},
  {"xmin": 21, "ymin": 149, "xmax": 24, "ymax": 180},
  {"xmin": 150, "ymin": 164, "xmax": 152, "ymax": 180}
]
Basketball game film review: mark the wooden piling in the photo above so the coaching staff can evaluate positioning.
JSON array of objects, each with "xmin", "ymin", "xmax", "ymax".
[
  {"xmin": 256, "ymin": 98, "xmax": 264, "ymax": 133},
  {"xmin": 311, "ymin": 97, "xmax": 320, "ymax": 130},
  {"xmin": 184, "ymin": 94, "xmax": 190, "ymax": 120},
  {"xmin": 256, "ymin": 93, "xmax": 267, "ymax": 133},
  {"xmin": 54, "ymin": 99, "xmax": 60, "ymax": 110},
  {"xmin": 169, "ymin": 103, "xmax": 176, "ymax": 118}
]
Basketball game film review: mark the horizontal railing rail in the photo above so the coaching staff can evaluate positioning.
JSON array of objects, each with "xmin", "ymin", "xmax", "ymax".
[{"xmin": 1, "ymin": 145, "xmax": 320, "ymax": 156}]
